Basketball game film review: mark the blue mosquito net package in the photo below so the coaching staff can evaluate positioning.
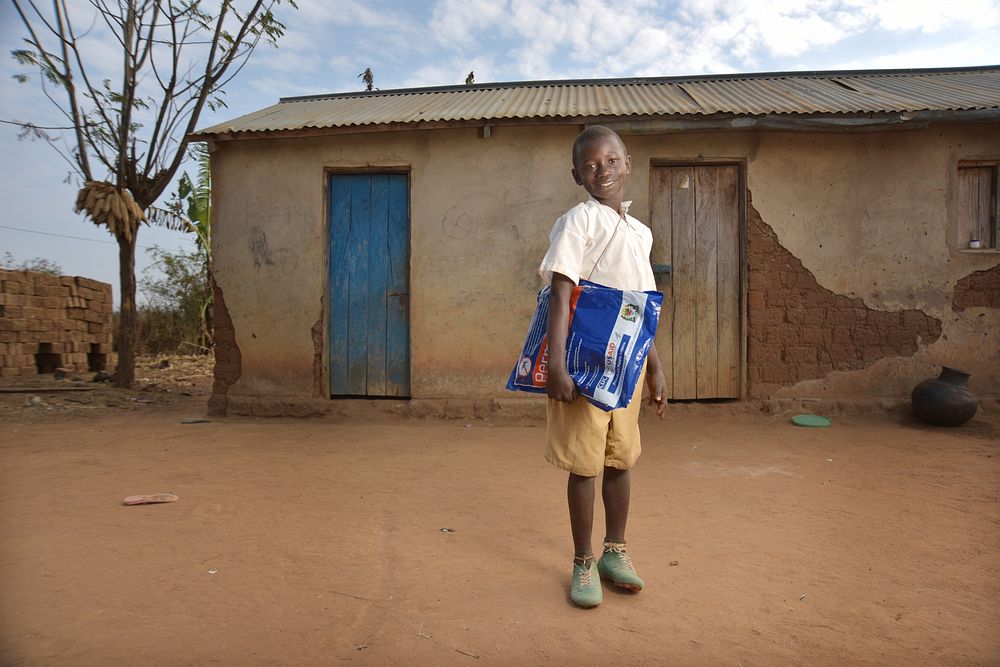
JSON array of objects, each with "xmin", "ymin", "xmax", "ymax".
[{"xmin": 506, "ymin": 279, "xmax": 663, "ymax": 411}]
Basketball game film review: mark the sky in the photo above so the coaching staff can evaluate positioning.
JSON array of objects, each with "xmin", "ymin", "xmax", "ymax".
[{"xmin": 1, "ymin": 0, "xmax": 998, "ymax": 305}]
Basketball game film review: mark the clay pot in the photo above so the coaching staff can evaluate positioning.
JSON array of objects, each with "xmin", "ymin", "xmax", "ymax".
[{"xmin": 911, "ymin": 367, "xmax": 978, "ymax": 426}]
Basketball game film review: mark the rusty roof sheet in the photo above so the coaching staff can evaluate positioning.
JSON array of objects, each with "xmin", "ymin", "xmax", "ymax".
[{"xmin": 195, "ymin": 66, "xmax": 1000, "ymax": 137}]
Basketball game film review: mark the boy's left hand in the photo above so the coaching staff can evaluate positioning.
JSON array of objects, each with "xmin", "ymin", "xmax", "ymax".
[{"xmin": 645, "ymin": 367, "xmax": 667, "ymax": 418}]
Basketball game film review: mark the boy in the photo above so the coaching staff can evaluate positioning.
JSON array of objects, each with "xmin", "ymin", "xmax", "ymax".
[{"xmin": 539, "ymin": 125, "xmax": 666, "ymax": 608}]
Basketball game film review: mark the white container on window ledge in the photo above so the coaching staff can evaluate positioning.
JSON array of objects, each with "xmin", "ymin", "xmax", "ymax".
[{"xmin": 969, "ymin": 239, "xmax": 982, "ymax": 249}]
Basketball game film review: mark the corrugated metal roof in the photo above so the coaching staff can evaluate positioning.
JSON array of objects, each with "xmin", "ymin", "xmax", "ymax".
[{"xmin": 194, "ymin": 66, "xmax": 1000, "ymax": 138}]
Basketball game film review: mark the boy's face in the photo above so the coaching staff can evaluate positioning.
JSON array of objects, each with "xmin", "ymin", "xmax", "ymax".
[{"xmin": 572, "ymin": 134, "xmax": 631, "ymax": 207}]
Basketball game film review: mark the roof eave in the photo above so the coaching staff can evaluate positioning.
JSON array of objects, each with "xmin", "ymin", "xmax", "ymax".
[
  {"xmin": 277, "ymin": 64, "xmax": 1000, "ymax": 104},
  {"xmin": 189, "ymin": 108, "xmax": 1000, "ymax": 143}
]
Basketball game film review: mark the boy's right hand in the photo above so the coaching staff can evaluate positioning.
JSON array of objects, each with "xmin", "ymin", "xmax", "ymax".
[
  {"xmin": 545, "ymin": 273, "xmax": 577, "ymax": 404},
  {"xmin": 546, "ymin": 367, "xmax": 578, "ymax": 403}
]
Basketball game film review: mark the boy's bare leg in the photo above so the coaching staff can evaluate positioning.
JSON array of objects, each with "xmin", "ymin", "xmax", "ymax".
[
  {"xmin": 597, "ymin": 466, "xmax": 644, "ymax": 591},
  {"xmin": 567, "ymin": 473, "xmax": 596, "ymax": 561},
  {"xmin": 602, "ymin": 467, "xmax": 630, "ymax": 543}
]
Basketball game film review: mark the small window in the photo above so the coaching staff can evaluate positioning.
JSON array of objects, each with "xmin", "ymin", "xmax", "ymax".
[{"xmin": 958, "ymin": 163, "xmax": 998, "ymax": 249}]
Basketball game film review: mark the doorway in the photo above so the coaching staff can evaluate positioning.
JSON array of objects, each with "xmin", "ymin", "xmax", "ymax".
[
  {"xmin": 328, "ymin": 173, "xmax": 411, "ymax": 397},
  {"xmin": 650, "ymin": 164, "xmax": 743, "ymax": 399}
]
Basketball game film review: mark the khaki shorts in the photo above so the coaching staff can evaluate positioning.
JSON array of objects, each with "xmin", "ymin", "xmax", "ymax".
[{"xmin": 545, "ymin": 368, "xmax": 646, "ymax": 477}]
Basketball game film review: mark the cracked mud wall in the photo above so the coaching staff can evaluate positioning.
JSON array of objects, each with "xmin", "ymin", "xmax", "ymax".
[
  {"xmin": 311, "ymin": 314, "xmax": 324, "ymax": 398},
  {"xmin": 208, "ymin": 272, "xmax": 241, "ymax": 415},
  {"xmin": 735, "ymin": 126, "xmax": 1000, "ymax": 400},
  {"xmin": 746, "ymin": 198, "xmax": 942, "ymax": 398},
  {"xmin": 624, "ymin": 125, "xmax": 999, "ymax": 400},
  {"xmin": 206, "ymin": 122, "xmax": 999, "ymax": 409},
  {"xmin": 953, "ymin": 264, "xmax": 1000, "ymax": 311},
  {"xmin": 209, "ymin": 137, "xmax": 328, "ymax": 414}
]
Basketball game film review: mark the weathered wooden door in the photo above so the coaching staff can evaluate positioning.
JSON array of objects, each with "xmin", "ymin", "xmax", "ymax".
[
  {"xmin": 328, "ymin": 173, "xmax": 410, "ymax": 397},
  {"xmin": 650, "ymin": 165, "xmax": 742, "ymax": 399}
]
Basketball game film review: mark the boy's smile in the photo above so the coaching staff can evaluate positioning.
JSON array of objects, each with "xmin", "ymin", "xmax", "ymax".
[{"xmin": 572, "ymin": 134, "xmax": 631, "ymax": 212}]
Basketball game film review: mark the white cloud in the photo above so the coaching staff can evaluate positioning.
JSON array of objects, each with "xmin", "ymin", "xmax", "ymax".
[
  {"xmin": 243, "ymin": 0, "xmax": 426, "ymax": 94},
  {"xmin": 430, "ymin": 0, "xmax": 509, "ymax": 48},
  {"xmin": 831, "ymin": 27, "xmax": 1000, "ymax": 69},
  {"xmin": 403, "ymin": 53, "xmax": 497, "ymax": 88},
  {"xmin": 849, "ymin": 0, "xmax": 1000, "ymax": 33},
  {"xmin": 507, "ymin": 0, "xmax": 572, "ymax": 78},
  {"xmin": 752, "ymin": 12, "xmax": 846, "ymax": 57},
  {"xmin": 425, "ymin": 0, "xmax": 865, "ymax": 80},
  {"xmin": 293, "ymin": 0, "xmax": 414, "ymax": 31},
  {"xmin": 255, "ymin": 45, "xmax": 326, "ymax": 75},
  {"xmin": 404, "ymin": 62, "xmax": 456, "ymax": 88}
]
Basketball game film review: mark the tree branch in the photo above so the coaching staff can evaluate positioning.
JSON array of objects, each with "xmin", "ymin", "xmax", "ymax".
[
  {"xmin": 12, "ymin": 0, "xmax": 93, "ymax": 179},
  {"xmin": 11, "ymin": 0, "xmax": 296, "ymax": 389},
  {"xmin": 143, "ymin": 1, "xmax": 182, "ymax": 176},
  {"xmin": 155, "ymin": 0, "xmax": 274, "ymax": 203},
  {"xmin": 1, "ymin": 119, "xmax": 89, "ymax": 130},
  {"xmin": 116, "ymin": 1, "xmax": 136, "ymax": 189},
  {"xmin": 61, "ymin": 0, "xmax": 119, "ymax": 175}
]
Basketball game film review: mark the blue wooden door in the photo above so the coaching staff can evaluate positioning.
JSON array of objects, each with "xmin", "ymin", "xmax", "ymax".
[{"xmin": 329, "ymin": 174, "xmax": 410, "ymax": 396}]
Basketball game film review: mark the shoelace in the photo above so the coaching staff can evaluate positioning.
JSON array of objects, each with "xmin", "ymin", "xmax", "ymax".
[
  {"xmin": 576, "ymin": 563, "xmax": 594, "ymax": 586},
  {"xmin": 605, "ymin": 545, "xmax": 635, "ymax": 572}
]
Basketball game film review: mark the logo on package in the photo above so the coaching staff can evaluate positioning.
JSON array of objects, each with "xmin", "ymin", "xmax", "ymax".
[
  {"xmin": 619, "ymin": 303, "xmax": 639, "ymax": 323},
  {"xmin": 517, "ymin": 356, "xmax": 533, "ymax": 378}
]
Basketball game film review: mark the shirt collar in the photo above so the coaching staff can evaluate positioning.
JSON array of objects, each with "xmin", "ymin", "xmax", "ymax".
[{"xmin": 588, "ymin": 197, "xmax": 633, "ymax": 219}]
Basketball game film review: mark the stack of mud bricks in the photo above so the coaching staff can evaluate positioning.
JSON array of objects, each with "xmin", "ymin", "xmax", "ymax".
[{"xmin": 0, "ymin": 268, "xmax": 116, "ymax": 379}]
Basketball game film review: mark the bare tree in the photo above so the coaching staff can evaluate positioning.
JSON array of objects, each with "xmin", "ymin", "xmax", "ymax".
[{"xmin": 10, "ymin": 0, "xmax": 296, "ymax": 388}]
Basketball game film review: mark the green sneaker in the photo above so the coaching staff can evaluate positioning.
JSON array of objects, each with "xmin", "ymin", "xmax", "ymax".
[
  {"xmin": 570, "ymin": 559, "xmax": 602, "ymax": 608},
  {"xmin": 598, "ymin": 543, "xmax": 644, "ymax": 592}
]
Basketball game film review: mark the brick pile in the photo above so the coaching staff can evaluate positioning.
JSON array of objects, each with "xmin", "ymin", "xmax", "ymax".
[
  {"xmin": 746, "ymin": 200, "xmax": 942, "ymax": 398},
  {"xmin": 0, "ymin": 268, "xmax": 116, "ymax": 378}
]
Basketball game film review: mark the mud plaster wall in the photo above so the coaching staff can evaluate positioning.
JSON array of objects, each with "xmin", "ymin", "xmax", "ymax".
[
  {"xmin": 209, "ymin": 125, "xmax": 583, "ymax": 408},
  {"xmin": 209, "ymin": 123, "xmax": 1000, "ymax": 408},
  {"xmin": 0, "ymin": 269, "xmax": 115, "ymax": 377}
]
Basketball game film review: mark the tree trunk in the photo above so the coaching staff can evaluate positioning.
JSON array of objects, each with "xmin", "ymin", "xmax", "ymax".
[{"xmin": 114, "ymin": 230, "xmax": 138, "ymax": 388}]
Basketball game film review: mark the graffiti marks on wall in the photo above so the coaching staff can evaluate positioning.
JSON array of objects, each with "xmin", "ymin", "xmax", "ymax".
[
  {"xmin": 244, "ymin": 204, "xmax": 302, "ymax": 279},
  {"xmin": 441, "ymin": 206, "xmax": 474, "ymax": 240},
  {"xmin": 250, "ymin": 227, "xmax": 275, "ymax": 267},
  {"xmin": 503, "ymin": 187, "xmax": 551, "ymax": 208},
  {"xmin": 439, "ymin": 187, "xmax": 549, "ymax": 245}
]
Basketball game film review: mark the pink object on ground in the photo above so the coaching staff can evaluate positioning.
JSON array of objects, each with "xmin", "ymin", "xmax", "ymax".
[{"xmin": 122, "ymin": 493, "xmax": 178, "ymax": 506}]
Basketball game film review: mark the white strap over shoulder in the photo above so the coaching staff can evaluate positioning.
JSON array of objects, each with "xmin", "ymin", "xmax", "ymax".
[{"xmin": 586, "ymin": 207, "xmax": 624, "ymax": 282}]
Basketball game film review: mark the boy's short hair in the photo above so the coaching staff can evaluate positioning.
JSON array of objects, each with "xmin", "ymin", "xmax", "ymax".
[{"xmin": 572, "ymin": 125, "xmax": 627, "ymax": 167}]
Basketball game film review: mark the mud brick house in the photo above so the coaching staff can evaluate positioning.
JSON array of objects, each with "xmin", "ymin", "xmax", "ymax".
[
  {"xmin": 191, "ymin": 66, "xmax": 1000, "ymax": 416},
  {"xmin": 0, "ymin": 269, "xmax": 115, "ymax": 378}
]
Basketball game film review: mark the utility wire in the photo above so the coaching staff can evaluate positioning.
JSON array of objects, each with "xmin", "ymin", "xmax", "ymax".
[
  {"xmin": 0, "ymin": 224, "xmax": 192, "ymax": 250},
  {"xmin": 1, "ymin": 223, "xmax": 118, "ymax": 245}
]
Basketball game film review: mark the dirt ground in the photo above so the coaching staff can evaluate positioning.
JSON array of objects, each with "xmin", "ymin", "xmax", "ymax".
[
  {"xmin": 1, "ymin": 369, "xmax": 999, "ymax": 666},
  {"xmin": 0, "ymin": 354, "xmax": 214, "ymax": 422}
]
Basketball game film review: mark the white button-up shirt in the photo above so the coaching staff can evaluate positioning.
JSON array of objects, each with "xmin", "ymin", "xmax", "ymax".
[{"xmin": 538, "ymin": 198, "xmax": 656, "ymax": 291}]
